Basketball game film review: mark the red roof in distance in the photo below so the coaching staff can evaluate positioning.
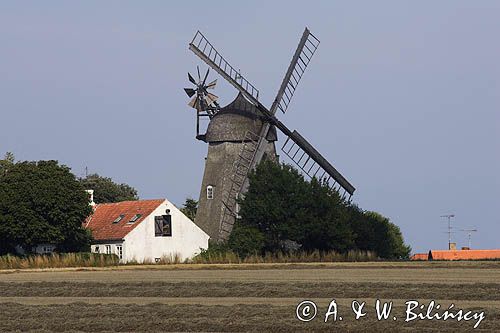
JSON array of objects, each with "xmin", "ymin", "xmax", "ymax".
[
  {"xmin": 430, "ymin": 249, "xmax": 500, "ymax": 260},
  {"xmin": 411, "ymin": 249, "xmax": 500, "ymax": 261},
  {"xmin": 84, "ymin": 199, "xmax": 164, "ymax": 241}
]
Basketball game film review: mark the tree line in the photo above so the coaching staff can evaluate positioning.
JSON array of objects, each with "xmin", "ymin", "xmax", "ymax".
[
  {"xmin": 0, "ymin": 152, "xmax": 411, "ymax": 259},
  {"xmin": 0, "ymin": 153, "xmax": 138, "ymax": 255},
  {"xmin": 226, "ymin": 160, "xmax": 410, "ymax": 259}
]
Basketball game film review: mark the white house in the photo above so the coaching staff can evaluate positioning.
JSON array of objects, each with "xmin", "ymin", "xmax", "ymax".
[{"xmin": 84, "ymin": 199, "xmax": 209, "ymax": 263}]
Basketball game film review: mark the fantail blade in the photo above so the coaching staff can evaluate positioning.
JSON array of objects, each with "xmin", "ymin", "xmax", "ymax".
[
  {"xmin": 206, "ymin": 79, "xmax": 217, "ymax": 90},
  {"xmin": 204, "ymin": 92, "xmax": 218, "ymax": 105},
  {"xmin": 188, "ymin": 72, "xmax": 197, "ymax": 85},
  {"xmin": 188, "ymin": 96, "xmax": 198, "ymax": 109},
  {"xmin": 202, "ymin": 68, "xmax": 209, "ymax": 86},
  {"xmin": 184, "ymin": 88, "xmax": 196, "ymax": 98}
]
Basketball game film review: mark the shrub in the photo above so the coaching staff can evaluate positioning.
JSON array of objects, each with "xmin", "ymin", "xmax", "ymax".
[{"xmin": 227, "ymin": 223, "xmax": 265, "ymax": 258}]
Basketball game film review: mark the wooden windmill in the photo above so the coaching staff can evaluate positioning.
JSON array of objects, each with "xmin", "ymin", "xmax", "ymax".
[{"xmin": 185, "ymin": 28, "xmax": 355, "ymax": 242}]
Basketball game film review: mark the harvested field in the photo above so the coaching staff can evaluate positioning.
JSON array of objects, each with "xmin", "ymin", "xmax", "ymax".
[
  {"xmin": 0, "ymin": 261, "xmax": 499, "ymax": 332},
  {"xmin": 2, "ymin": 281, "xmax": 500, "ymax": 300}
]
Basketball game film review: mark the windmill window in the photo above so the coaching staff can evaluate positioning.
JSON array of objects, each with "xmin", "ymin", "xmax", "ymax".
[
  {"xmin": 206, "ymin": 185, "xmax": 214, "ymax": 199},
  {"xmin": 113, "ymin": 214, "xmax": 125, "ymax": 224},
  {"xmin": 128, "ymin": 214, "xmax": 142, "ymax": 224},
  {"xmin": 155, "ymin": 215, "xmax": 172, "ymax": 237}
]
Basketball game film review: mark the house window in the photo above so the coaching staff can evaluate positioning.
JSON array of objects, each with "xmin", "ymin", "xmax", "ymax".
[
  {"xmin": 155, "ymin": 215, "xmax": 172, "ymax": 237},
  {"xmin": 206, "ymin": 185, "xmax": 214, "ymax": 199},
  {"xmin": 116, "ymin": 245, "xmax": 123, "ymax": 260},
  {"xmin": 105, "ymin": 245, "xmax": 111, "ymax": 254},
  {"xmin": 95, "ymin": 246, "xmax": 100, "ymax": 253},
  {"xmin": 128, "ymin": 214, "xmax": 142, "ymax": 224},
  {"xmin": 113, "ymin": 214, "xmax": 125, "ymax": 224}
]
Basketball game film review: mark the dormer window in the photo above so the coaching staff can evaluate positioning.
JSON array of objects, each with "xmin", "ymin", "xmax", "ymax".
[
  {"xmin": 113, "ymin": 214, "xmax": 125, "ymax": 224},
  {"xmin": 206, "ymin": 185, "xmax": 214, "ymax": 200},
  {"xmin": 128, "ymin": 214, "xmax": 142, "ymax": 224}
]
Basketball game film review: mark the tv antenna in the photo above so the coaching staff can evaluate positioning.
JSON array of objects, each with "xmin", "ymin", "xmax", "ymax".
[
  {"xmin": 440, "ymin": 214, "xmax": 455, "ymax": 250},
  {"xmin": 460, "ymin": 228, "xmax": 478, "ymax": 249}
]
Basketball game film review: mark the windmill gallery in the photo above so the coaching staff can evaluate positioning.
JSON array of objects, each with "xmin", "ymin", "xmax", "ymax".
[{"xmin": 184, "ymin": 28, "xmax": 356, "ymax": 242}]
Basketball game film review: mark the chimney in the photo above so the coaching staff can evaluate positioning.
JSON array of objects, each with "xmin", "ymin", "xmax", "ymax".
[
  {"xmin": 449, "ymin": 242, "xmax": 457, "ymax": 250},
  {"xmin": 86, "ymin": 190, "xmax": 95, "ymax": 206}
]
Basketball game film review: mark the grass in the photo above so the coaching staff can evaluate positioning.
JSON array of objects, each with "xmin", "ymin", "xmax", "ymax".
[
  {"xmin": 0, "ymin": 250, "xmax": 377, "ymax": 270},
  {"xmin": 0, "ymin": 253, "xmax": 119, "ymax": 269},
  {"xmin": 191, "ymin": 249, "xmax": 378, "ymax": 264},
  {"xmin": 122, "ymin": 253, "xmax": 184, "ymax": 265}
]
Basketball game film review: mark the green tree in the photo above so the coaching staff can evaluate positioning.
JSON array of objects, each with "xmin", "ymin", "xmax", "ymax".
[
  {"xmin": 348, "ymin": 207, "xmax": 411, "ymax": 259},
  {"xmin": 295, "ymin": 178, "xmax": 353, "ymax": 252},
  {"xmin": 234, "ymin": 160, "xmax": 354, "ymax": 254},
  {"xmin": 231, "ymin": 160, "xmax": 411, "ymax": 259},
  {"xmin": 79, "ymin": 173, "xmax": 138, "ymax": 204},
  {"xmin": 180, "ymin": 198, "xmax": 198, "ymax": 221},
  {"xmin": 364, "ymin": 211, "xmax": 411, "ymax": 259},
  {"xmin": 0, "ymin": 160, "xmax": 92, "ymax": 255},
  {"xmin": 228, "ymin": 223, "xmax": 265, "ymax": 258},
  {"xmin": 0, "ymin": 152, "xmax": 15, "ymax": 176}
]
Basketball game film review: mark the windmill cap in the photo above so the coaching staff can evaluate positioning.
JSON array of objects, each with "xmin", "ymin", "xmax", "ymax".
[{"xmin": 205, "ymin": 93, "xmax": 277, "ymax": 143}]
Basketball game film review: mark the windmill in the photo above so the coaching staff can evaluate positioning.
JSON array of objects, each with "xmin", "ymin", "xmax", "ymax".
[{"xmin": 186, "ymin": 28, "xmax": 356, "ymax": 242}]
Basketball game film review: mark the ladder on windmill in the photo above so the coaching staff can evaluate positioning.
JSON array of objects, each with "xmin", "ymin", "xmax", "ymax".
[{"xmin": 219, "ymin": 131, "xmax": 260, "ymax": 241}]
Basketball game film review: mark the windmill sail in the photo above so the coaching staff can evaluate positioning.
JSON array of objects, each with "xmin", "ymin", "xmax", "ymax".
[
  {"xmin": 270, "ymin": 28, "xmax": 320, "ymax": 115},
  {"xmin": 189, "ymin": 31, "xmax": 260, "ymax": 104},
  {"xmin": 281, "ymin": 130, "xmax": 355, "ymax": 196},
  {"xmin": 251, "ymin": 28, "xmax": 321, "ymax": 192}
]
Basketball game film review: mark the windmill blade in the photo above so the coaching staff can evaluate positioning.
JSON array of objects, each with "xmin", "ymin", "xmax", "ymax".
[
  {"xmin": 197, "ymin": 65, "xmax": 201, "ymax": 82},
  {"xmin": 250, "ymin": 28, "xmax": 320, "ymax": 181},
  {"xmin": 188, "ymin": 96, "xmax": 198, "ymax": 109},
  {"xmin": 202, "ymin": 68, "xmax": 210, "ymax": 86},
  {"xmin": 281, "ymin": 129, "xmax": 356, "ymax": 196},
  {"xmin": 189, "ymin": 31, "xmax": 260, "ymax": 104},
  {"xmin": 184, "ymin": 88, "xmax": 196, "ymax": 98},
  {"xmin": 204, "ymin": 92, "xmax": 218, "ymax": 105},
  {"xmin": 270, "ymin": 27, "xmax": 320, "ymax": 114},
  {"xmin": 206, "ymin": 79, "xmax": 217, "ymax": 90},
  {"xmin": 188, "ymin": 72, "xmax": 197, "ymax": 85}
]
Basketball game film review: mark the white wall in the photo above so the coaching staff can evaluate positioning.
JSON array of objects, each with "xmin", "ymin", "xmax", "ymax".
[
  {"xmin": 122, "ymin": 199, "xmax": 209, "ymax": 263},
  {"xmin": 91, "ymin": 243, "xmax": 123, "ymax": 260},
  {"xmin": 32, "ymin": 244, "xmax": 56, "ymax": 255}
]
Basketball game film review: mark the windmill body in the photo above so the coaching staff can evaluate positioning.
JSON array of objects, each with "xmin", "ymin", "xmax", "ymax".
[{"xmin": 195, "ymin": 93, "xmax": 277, "ymax": 239}]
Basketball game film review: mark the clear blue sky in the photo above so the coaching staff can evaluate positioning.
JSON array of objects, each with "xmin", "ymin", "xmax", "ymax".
[{"xmin": 1, "ymin": 1, "xmax": 499, "ymax": 253}]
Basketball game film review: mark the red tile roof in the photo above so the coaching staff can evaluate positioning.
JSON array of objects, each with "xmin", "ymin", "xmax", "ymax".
[
  {"xmin": 84, "ymin": 199, "xmax": 164, "ymax": 241},
  {"xmin": 410, "ymin": 253, "xmax": 428, "ymax": 261},
  {"xmin": 430, "ymin": 249, "xmax": 500, "ymax": 260},
  {"xmin": 411, "ymin": 250, "xmax": 500, "ymax": 261}
]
